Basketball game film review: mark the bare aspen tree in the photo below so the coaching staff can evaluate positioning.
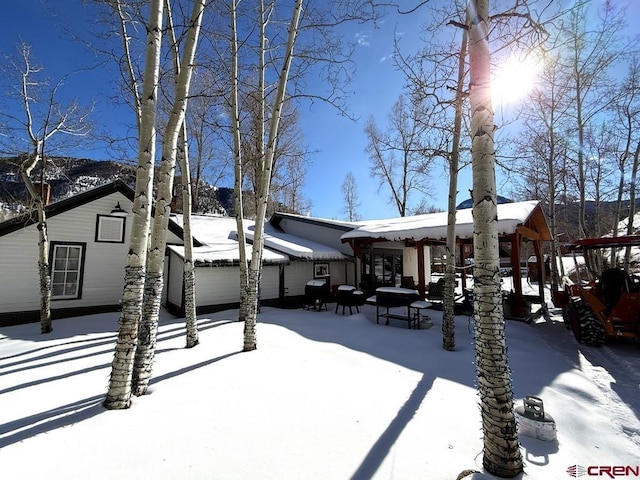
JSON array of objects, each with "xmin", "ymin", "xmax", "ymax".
[
  {"xmin": 165, "ymin": 0, "xmax": 199, "ymax": 348},
  {"xmin": 6, "ymin": 44, "xmax": 91, "ymax": 334},
  {"xmin": 513, "ymin": 49, "xmax": 573, "ymax": 298},
  {"xmin": 105, "ymin": 0, "xmax": 164, "ymax": 410},
  {"xmin": 178, "ymin": 124, "xmax": 200, "ymax": 348},
  {"xmin": 560, "ymin": 1, "xmax": 628, "ymax": 238},
  {"xmin": 243, "ymin": 0, "xmax": 303, "ymax": 351},
  {"xmin": 393, "ymin": 1, "xmax": 472, "ymax": 350},
  {"xmin": 365, "ymin": 94, "xmax": 436, "ymax": 217},
  {"xmin": 613, "ymin": 58, "xmax": 640, "ymax": 266},
  {"xmin": 467, "ymin": 0, "xmax": 522, "ymax": 476},
  {"xmin": 227, "ymin": 0, "xmax": 379, "ymax": 346},
  {"xmin": 229, "ymin": 0, "xmax": 250, "ymax": 323},
  {"xmin": 441, "ymin": 27, "xmax": 468, "ymax": 351},
  {"xmin": 341, "ymin": 171, "xmax": 361, "ymax": 221},
  {"xmin": 132, "ymin": 0, "xmax": 206, "ymax": 396}
]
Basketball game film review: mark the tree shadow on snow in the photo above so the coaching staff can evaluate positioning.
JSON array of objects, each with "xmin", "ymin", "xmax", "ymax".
[
  {"xmin": 258, "ymin": 305, "xmax": 580, "ymax": 478},
  {"xmin": 0, "ymin": 395, "xmax": 104, "ymax": 449},
  {"xmin": 349, "ymin": 373, "xmax": 434, "ymax": 480},
  {"xmin": 0, "ymin": 312, "xmax": 239, "ymax": 449}
]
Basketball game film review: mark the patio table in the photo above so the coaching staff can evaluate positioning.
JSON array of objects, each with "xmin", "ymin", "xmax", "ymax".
[{"xmin": 373, "ymin": 287, "xmax": 430, "ymax": 329}]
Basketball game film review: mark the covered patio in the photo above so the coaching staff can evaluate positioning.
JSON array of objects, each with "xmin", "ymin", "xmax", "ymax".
[{"xmin": 341, "ymin": 201, "xmax": 552, "ymax": 319}]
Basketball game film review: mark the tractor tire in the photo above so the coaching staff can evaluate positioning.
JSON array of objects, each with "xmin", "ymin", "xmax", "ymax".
[
  {"xmin": 563, "ymin": 299, "xmax": 581, "ymax": 340},
  {"xmin": 562, "ymin": 301, "xmax": 576, "ymax": 331},
  {"xmin": 567, "ymin": 298, "xmax": 606, "ymax": 346}
]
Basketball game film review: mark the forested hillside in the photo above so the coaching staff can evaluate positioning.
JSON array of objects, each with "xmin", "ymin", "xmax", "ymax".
[
  {"xmin": 2, "ymin": 155, "xmax": 637, "ymax": 243},
  {"xmin": 0, "ymin": 157, "xmax": 231, "ymax": 219}
]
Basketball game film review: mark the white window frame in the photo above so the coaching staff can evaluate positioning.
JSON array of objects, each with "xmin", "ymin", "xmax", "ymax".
[
  {"xmin": 96, "ymin": 214, "xmax": 126, "ymax": 243},
  {"xmin": 51, "ymin": 243, "xmax": 85, "ymax": 300}
]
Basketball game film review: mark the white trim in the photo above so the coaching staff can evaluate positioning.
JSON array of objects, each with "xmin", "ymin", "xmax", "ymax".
[
  {"xmin": 97, "ymin": 215, "xmax": 125, "ymax": 243},
  {"xmin": 51, "ymin": 244, "xmax": 84, "ymax": 299}
]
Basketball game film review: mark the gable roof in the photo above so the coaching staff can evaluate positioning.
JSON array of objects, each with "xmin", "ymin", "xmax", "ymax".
[
  {"xmin": 169, "ymin": 213, "xmax": 349, "ymax": 264},
  {"xmin": 168, "ymin": 214, "xmax": 288, "ymax": 266},
  {"xmin": 341, "ymin": 201, "xmax": 551, "ymax": 243},
  {"xmin": 0, "ymin": 180, "xmax": 193, "ymax": 244},
  {"xmin": 269, "ymin": 211, "xmax": 358, "ymax": 232},
  {"xmin": 245, "ymin": 223, "xmax": 350, "ymax": 261}
]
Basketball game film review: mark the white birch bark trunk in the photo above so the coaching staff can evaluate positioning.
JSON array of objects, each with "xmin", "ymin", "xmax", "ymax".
[
  {"xmin": 242, "ymin": 0, "xmax": 268, "ymax": 346},
  {"xmin": 132, "ymin": 0, "xmax": 206, "ymax": 397},
  {"xmin": 19, "ymin": 153, "xmax": 52, "ymax": 334},
  {"xmin": 442, "ymin": 28, "xmax": 468, "ymax": 351},
  {"xmin": 468, "ymin": 1, "xmax": 522, "ymax": 476},
  {"xmin": 179, "ymin": 124, "xmax": 199, "ymax": 348},
  {"xmin": 230, "ymin": 0, "xmax": 250, "ymax": 324},
  {"xmin": 18, "ymin": 52, "xmax": 54, "ymax": 334},
  {"xmin": 625, "ymin": 141, "xmax": 639, "ymax": 265},
  {"xmin": 243, "ymin": 0, "xmax": 303, "ymax": 352},
  {"xmin": 165, "ymin": 0, "xmax": 199, "ymax": 347},
  {"xmin": 104, "ymin": 0, "xmax": 164, "ymax": 410},
  {"xmin": 35, "ymin": 201, "xmax": 51, "ymax": 333}
]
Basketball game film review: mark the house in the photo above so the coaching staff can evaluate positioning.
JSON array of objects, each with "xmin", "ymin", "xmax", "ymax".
[
  {"xmin": 340, "ymin": 200, "xmax": 552, "ymax": 317},
  {"xmin": 0, "ymin": 180, "xmax": 185, "ymax": 326},
  {"xmin": 0, "ymin": 181, "xmax": 358, "ymax": 325},
  {"xmin": 164, "ymin": 214, "xmax": 356, "ymax": 314},
  {"xmin": 0, "ymin": 178, "xmax": 551, "ymax": 325}
]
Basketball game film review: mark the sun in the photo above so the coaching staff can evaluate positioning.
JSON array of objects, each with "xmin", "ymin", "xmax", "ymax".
[{"xmin": 492, "ymin": 55, "xmax": 542, "ymax": 105}]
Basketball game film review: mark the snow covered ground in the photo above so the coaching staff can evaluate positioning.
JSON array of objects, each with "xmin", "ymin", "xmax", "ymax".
[{"xmin": 1, "ymin": 303, "xmax": 639, "ymax": 480}]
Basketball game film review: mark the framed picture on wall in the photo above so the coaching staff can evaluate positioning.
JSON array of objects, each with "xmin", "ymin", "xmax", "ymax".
[{"xmin": 314, "ymin": 263, "xmax": 329, "ymax": 278}]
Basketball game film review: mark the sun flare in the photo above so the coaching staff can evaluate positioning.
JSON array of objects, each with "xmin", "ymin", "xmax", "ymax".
[{"xmin": 492, "ymin": 55, "xmax": 542, "ymax": 105}]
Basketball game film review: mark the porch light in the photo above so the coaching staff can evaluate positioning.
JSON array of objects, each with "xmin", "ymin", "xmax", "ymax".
[{"xmin": 110, "ymin": 202, "xmax": 127, "ymax": 217}]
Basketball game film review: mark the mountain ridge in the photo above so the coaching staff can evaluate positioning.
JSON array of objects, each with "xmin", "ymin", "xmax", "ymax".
[{"xmin": 0, "ymin": 156, "xmax": 231, "ymax": 219}]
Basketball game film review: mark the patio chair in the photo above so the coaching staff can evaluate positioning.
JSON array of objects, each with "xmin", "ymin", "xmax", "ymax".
[
  {"xmin": 334, "ymin": 285, "xmax": 365, "ymax": 315},
  {"xmin": 426, "ymin": 278, "xmax": 445, "ymax": 303},
  {"xmin": 400, "ymin": 276, "xmax": 417, "ymax": 289}
]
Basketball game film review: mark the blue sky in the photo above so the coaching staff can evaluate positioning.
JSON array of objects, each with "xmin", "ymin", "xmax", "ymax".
[
  {"xmin": 1, "ymin": 0, "xmax": 446, "ymax": 221},
  {"xmin": 3, "ymin": 1, "xmax": 638, "ymax": 221},
  {"xmin": 298, "ymin": 9, "xmax": 441, "ymax": 220}
]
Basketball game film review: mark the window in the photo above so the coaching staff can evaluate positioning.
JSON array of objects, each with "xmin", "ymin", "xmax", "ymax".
[
  {"xmin": 361, "ymin": 247, "xmax": 403, "ymax": 289},
  {"xmin": 51, "ymin": 243, "xmax": 85, "ymax": 300},
  {"xmin": 96, "ymin": 214, "xmax": 126, "ymax": 243}
]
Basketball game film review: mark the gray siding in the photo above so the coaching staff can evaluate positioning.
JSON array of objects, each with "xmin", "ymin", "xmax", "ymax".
[
  {"xmin": 194, "ymin": 265, "xmax": 280, "ymax": 307},
  {"xmin": 166, "ymin": 251, "xmax": 184, "ymax": 309},
  {"xmin": 0, "ymin": 191, "xmax": 184, "ymax": 315},
  {"xmin": 277, "ymin": 217, "xmax": 353, "ymax": 255},
  {"xmin": 283, "ymin": 260, "xmax": 355, "ymax": 297},
  {"xmin": 283, "ymin": 262, "xmax": 313, "ymax": 296}
]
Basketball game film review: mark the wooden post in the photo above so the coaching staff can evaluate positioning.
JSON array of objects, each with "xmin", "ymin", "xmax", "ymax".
[
  {"xmin": 533, "ymin": 240, "xmax": 545, "ymax": 303},
  {"xmin": 417, "ymin": 240, "xmax": 426, "ymax": 298},
  {"xmin": 459, "ymin": 240, "xmax": 467, "ymax": 290},
  {"xmin": 510, "ymin": 233, "xmax": 524, "ymax": 318}
]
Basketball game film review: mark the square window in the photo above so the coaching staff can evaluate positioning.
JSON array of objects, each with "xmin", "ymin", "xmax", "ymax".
[{"xmin": 96, "ymin": 215, "xmax": 125, "ymax": 243}]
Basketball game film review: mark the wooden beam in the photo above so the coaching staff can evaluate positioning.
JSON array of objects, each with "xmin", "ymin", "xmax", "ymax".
[{"xmin": 516, "ymin": 225, "xmax": 540, "ymax": 240}]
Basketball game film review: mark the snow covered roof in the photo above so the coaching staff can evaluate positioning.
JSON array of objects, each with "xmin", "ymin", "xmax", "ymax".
[
  {"xmin": 168, "ymin": 215, "xmax": 288, "ymax": 265},
  {"xmin": 168, "ymin": 214, "xmax": 347, "ymax": 265},
  {"xmin": 341, "ymin": 200, "xmax": 547, "ymax": 243},
  {"xmin": 244, "ymin": 223, "xmax": 350, "ymax": 261},
  {"xmin": 614, "ymin": 211, "xmax": 640, "ymax": 236}
]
